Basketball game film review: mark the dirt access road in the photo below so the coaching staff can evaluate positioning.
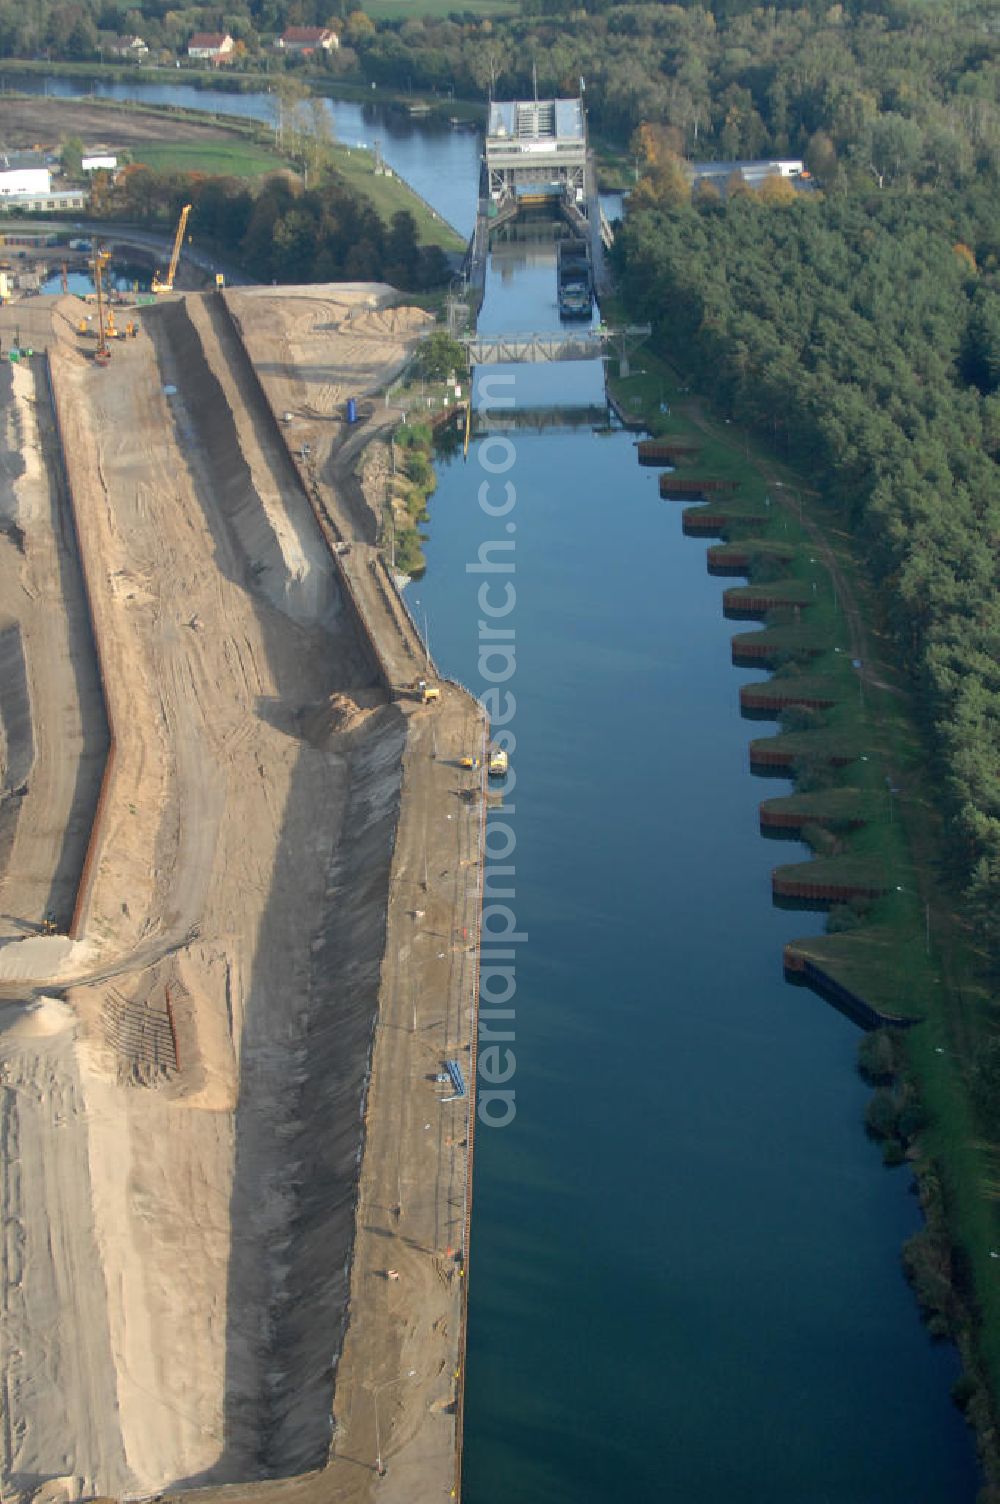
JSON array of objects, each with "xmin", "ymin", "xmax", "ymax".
[
  {"xmin": 0, "ymin": 287, "xmax": 484, "ymax": 1504},
  {"xmin": 0, "ymin": 96, "xmax": 265, "ymax": 152}
]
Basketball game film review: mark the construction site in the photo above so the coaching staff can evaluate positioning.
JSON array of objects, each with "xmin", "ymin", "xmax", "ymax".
[{"xmin": 0, "ymin": 270, "xmax": 486, "ymax": 1504}]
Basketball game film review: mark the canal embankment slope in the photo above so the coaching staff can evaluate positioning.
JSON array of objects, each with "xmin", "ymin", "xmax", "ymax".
[{"xmin": 0, "ymin": 287, "xmax": 484, "ymax": 1504}]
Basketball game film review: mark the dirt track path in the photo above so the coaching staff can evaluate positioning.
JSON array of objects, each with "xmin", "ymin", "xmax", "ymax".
[{"xmin": 0, "ymin": 361, "xmax": 108, "ymax": 941}]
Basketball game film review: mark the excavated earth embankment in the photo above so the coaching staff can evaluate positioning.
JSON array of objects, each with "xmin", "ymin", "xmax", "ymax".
[{"xmin": 0, "ymin": 292, "xmax": 411, "ymax": 1500}]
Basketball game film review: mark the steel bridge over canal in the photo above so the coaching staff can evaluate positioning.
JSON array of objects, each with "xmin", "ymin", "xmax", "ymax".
[{"xmin": 461, "ymin": 326, "xmax": 650, "ymax": 367}]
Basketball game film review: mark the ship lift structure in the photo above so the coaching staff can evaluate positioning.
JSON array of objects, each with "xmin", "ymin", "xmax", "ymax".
[{"xmin": 463, "ymin": 94, "xmax": 614, "ymax": 310}]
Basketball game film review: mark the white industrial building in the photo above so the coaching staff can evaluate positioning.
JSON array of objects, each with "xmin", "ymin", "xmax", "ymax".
[
  {"xmin": 686, "ymin": 159, "xmax": 810, "ymax": 196},
  {"xmin": 0, "ymin": 189, "xmax": 87, "ymax": 212},
  {"xmin": 0, "ymin": 153, "xmax": 51, "ymax": 198}
]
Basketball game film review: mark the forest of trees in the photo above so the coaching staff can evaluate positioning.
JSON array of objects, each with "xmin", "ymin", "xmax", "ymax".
[
  {"xmin": 108, "ymin": 162, "xmax": 449, "ymax": 287},
  {"xmin": 613, "ymin": 180, "xmax": 1000, "ymax": 989},
  {"xmin": 361, "ymin": 2, "xmax": 999, "ymax": 179},
  {"xmin": 1, "ymin": 3, "xmax": 997, "ymax": 201}
]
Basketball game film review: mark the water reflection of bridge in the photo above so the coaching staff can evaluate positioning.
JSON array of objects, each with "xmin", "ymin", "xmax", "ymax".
[{"xmin": 472, "ymin": 405, "xmax": 610, "ymax": 433}]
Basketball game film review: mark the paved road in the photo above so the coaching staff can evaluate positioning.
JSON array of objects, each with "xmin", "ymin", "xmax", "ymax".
[{"xmin": 2, "ymin": 216, "xmax": 251, "ymax": 289}]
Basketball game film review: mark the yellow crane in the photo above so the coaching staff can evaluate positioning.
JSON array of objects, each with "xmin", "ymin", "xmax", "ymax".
[
  {"xmin": 152, "ymin": 204, "xmax": 192, "ymax": 295},
  {"xmin": 92, "ymin": 247, "xmax": 112, "ymax": 365}
]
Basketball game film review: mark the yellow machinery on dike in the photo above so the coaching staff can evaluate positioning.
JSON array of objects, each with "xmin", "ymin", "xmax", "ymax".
[
  {"xmin": 152, "ymin": 204, "xmax": 192, "ymax": 295},
  {"xmin": 418, "ymin": 680, "xmax": 440, "ymax": 705},
  {"xmin": 460, "ymin": 746, "xmax": 508, "ymax": 777}
]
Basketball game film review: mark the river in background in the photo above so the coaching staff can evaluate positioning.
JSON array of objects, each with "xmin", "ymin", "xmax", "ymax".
[
  {"xmin": 21, "ymin": 72, "xmax": 981, "ymax": 1499},
  {"xmin": 0, "ymin": 73, "xmax": 480, "ymax": 236}
]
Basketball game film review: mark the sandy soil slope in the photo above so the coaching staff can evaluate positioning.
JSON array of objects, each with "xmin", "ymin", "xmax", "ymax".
[
  {"xmin": 0, "ymin": 297, "xmax": 404, "ymax": 1498},
  {"xmin": 0, "ymin": 285, "xmax": 481, "ymax": 1504}
]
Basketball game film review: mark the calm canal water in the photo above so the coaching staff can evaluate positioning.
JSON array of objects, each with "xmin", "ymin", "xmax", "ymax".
[
  {"xmin": 411, "ymin": 259, "xmax": 979, "ymax": 1498},
  {"xmin": 21, "ymin": 72, "xmax": 979, "ymax": 1498}
]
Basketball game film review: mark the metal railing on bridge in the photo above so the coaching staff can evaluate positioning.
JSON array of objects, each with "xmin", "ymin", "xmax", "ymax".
[{"xmin": 461, "ymin": 325, "xmax": 651, "ymax": 366}]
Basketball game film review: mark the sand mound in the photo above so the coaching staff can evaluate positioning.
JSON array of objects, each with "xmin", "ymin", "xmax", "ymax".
[
  {"xmin": 0, "ymin": 995, "xmax": 74, "ymax": 1039},
  {"xmin": 300, "ymin": 690, "xmax": 384, "ymax": 743},
  {"xmin": 349, "ymin": 306, "xmax": 433, "ymax": 340}
]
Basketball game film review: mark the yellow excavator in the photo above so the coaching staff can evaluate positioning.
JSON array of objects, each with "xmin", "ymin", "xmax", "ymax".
[
  {"xmin": 460, "ymin": 745, "xmax": 508, "ymax": 777},
  {"xmin": 152, "ymin": 204, "xmax": 192, "ymax": 295}
]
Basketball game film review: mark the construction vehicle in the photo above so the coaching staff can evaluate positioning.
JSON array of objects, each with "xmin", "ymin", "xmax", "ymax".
[
  {"xmin": 418, "ymin": 680, "xmax": 440, "ymax": 705},
  {"xmin": 152, "ymin": 204, "xmax": 192, "ymax": 295},
  {"xmin": 215, "ymin": 272, "xmax": 225, "ymax": 289},
  {"xmin": 487, "ymin": 745, "xmax": 508, "ymax": 777},
  {"xmin": 92, "ymin": 246, "xmax": 112, "ymax": 365}
]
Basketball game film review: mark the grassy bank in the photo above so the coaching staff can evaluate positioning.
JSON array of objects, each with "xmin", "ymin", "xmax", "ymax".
[
  {"xmin": 129, "ymin": 140, "xmax": 291, "ymax": 178},
  {"xmin": 608, "ymin": 342, "xmax": 1000, "ymax": 1477},
  {"xmin": 129, "ymin": 131, "xmax": 463, "ymax": 250},
  {"xmin": 325, "ymin": 147, "xmax": 464, "ymax": 250},
  {"xmin": 3, "ymin": 88, "xmax": 465, "ymax": 253}
]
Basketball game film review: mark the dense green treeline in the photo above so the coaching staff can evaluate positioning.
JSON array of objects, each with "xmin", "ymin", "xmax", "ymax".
[
  {"xmin": 613, "ymin": 187, "xmax": 1000, "ymax": 983},
  {"xmin": 359, "ymin": 1, "xmax": 998, "ymax": 174},
  {"xmin": 112, "ymin": 163, "xmax": 449, "ymax": 286},
  {"xmin": 3, "ymin": 3, "xmax": 997, "ymax": 191}
]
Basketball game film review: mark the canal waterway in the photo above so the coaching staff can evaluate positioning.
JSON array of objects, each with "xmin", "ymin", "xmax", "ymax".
[
  {"xmin": 0, "ymin": 73, "xmax": 480, "ymax": 236},
  {"xmin": 20, "ymin": 72, "xmax": 980, "ymax": 1500},
  {"xmin": 411, "ymin": 206, "xmax": 979, "ymax": 1501},
  {"xmin": 418, "ymin": 371, "xmax": 979, "ymax": 1502}
]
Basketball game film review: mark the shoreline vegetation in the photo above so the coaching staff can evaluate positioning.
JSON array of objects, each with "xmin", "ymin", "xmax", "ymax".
[
  {"xmin": 0, "ymin": 55, "xmax": 485, "ymax": 117},
  {"xmin": 606, "ymin": 336, "xmax": 1000, "ymax": 1497},
  {"xmin": 0, "ymin": 88, "xmax": 464, "ymax": 266},
  {"xmin": 374, "ymin": 331, "xmax": 470, "ymax": 578}
]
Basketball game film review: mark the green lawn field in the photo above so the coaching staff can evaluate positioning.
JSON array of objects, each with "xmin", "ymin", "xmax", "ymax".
[
  {"xmin": 129, "ymin": 140, "xmax": 293, "ymax": 178},
  {"xmin": 130, "ymin": 137, "xmax": 466, "ymax": 251}
]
